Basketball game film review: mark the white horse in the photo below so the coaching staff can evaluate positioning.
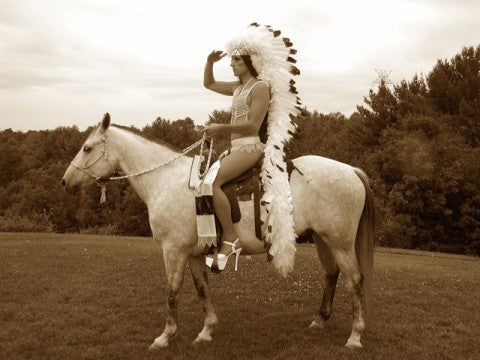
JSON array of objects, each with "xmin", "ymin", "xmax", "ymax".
[{"xmin": 61, "ymin": 113, "xmax": 375, "ymax": 349}]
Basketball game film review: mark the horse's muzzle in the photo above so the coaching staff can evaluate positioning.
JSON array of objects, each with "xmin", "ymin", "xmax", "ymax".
[{"xmin": 60, "ymin": 178, "xmax": 79, "ymax": 194}]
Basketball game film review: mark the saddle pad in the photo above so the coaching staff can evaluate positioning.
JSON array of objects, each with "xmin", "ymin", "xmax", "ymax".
[
  {"xmin": 189, "ymin": 155, "xmax": 203, "ymax": 189},
  {"xmin": 195, "ymin": 160, "xmax": 220, "ymax": 247}
]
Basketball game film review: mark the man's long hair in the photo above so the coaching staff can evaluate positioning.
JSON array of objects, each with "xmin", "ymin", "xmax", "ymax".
[{"xmin": 241, "ymin": 55, "xmax": 259, "ymax": 78}]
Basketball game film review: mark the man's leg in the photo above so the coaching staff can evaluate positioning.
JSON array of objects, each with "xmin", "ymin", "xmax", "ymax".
[{"xmin": 212, "ymin": 149, "xmax": 262, "ymax": 255}]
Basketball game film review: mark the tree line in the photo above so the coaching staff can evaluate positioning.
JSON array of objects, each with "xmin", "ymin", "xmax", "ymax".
[{"xmin": 1, "ymin": 45, "xmax": 478, "ymax": 255}]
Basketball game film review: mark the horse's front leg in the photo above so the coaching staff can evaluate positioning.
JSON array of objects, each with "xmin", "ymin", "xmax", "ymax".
[
  {"xmin": 149, "ymin": 247, "xmax": 189, "ymax": 350},
  {"xmin": 189, "ymin": 254, "xmax": 218, "ymax": 345}
]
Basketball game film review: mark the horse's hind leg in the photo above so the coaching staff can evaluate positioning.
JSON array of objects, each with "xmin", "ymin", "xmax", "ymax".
[
  {"xmin": 149, "ymin": 248, "xmax": 189, "ymax": 350},
  {"xmin": 334, "ymin": 248, "xmax": 365, "ymax": 348},
  {"xmin": 309, "ymin": 234, "xmax": 340, "ymax": 329},
  {"xmin": 189, "ymin": 254, "xmax": 218, "ymax": 345}
]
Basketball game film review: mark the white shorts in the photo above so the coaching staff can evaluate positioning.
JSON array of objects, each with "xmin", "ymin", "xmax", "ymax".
[{"xmin": 219, "ymin": 136, "xmax": 265, "ymax": 160}]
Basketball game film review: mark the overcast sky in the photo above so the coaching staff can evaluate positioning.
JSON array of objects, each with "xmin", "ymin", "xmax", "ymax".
[{"xmin": 1, "ymin": 0, "xmax": 479, "ymax": 131}]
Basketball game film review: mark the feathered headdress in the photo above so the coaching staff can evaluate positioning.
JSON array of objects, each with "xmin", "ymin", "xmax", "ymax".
[{"xmin": 225, "ymin": 23, "xmax": 301, "ymax": 277}]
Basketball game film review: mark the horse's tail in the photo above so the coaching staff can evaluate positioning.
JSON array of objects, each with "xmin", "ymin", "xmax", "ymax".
[{"xmin": 353, "ymin": 168, "xmax": 375, "ymax": 323}]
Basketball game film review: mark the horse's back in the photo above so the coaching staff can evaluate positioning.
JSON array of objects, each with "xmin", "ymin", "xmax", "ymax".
[
  {"xmin": 290, "ymin": 155, "xmax": 366, "ymax": 240},
  {"xmin": 292, "ymin": 155, "xmax": 358, "ymax": 178}
]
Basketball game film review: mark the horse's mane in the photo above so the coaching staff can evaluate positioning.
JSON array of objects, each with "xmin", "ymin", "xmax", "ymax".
[{"xmin": 111, "ymin": 124, "xmax": 181, "ymax": 153}]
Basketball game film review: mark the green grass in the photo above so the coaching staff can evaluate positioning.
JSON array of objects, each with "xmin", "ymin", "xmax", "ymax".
[{"xmin": 1, "ymin": 233, "xmax": 479, "ymax": 360}]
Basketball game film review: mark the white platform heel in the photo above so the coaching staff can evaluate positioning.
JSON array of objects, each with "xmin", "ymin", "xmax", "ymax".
[{"xmin": 205, "ymin": 239, "xmax": 242, "ymax": 271}]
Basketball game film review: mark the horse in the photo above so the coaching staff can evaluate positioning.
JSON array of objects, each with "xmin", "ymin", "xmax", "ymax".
[{"xmin": 60, "ymin": 113, "xmax": 375, "ymax": 349}]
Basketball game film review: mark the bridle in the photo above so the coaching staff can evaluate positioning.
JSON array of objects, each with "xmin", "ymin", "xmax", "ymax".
[
  {"xmin": 70, "ymin": 132, "xmax": 113, "ymax": 181},
  {"xmin": 69, "ymin": 130, "xmax": 212, "ymax": 202}
]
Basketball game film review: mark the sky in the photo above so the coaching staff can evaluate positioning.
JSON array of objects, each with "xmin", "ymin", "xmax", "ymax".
[{"xmin": 1, "ymin": 0, "xmax": 479, "ymax": 131}]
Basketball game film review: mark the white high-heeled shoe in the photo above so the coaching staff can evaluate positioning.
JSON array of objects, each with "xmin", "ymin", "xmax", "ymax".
[{"xmin": 205, "ymin": 239, "xmax": 242, "ymax": 271}]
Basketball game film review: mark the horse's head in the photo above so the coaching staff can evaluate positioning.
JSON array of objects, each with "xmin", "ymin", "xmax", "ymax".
[{"xmin": 60, "ymin": 113, "xmax": 116, "ymax": 193}]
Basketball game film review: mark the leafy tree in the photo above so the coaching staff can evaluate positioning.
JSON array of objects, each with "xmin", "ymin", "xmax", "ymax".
[
  {"xmin": 427, "ymin": 45, "xmax": 480, "ymax": 116},
  {"xmin": 0, "ymin": 137, "xmax": 22, "ymax": 186},
  {"xmin": 143, "ymin": 117, "xmax": 198, "ymax": 149},
  {"xmin": 351, "ymin": 82, "xmax": 399, "ymax": 148}
]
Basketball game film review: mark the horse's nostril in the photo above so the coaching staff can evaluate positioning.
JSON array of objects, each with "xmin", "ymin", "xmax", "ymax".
[{"xmin": 60, "ymin": 179, "xmax": 66, "ymax": 188}]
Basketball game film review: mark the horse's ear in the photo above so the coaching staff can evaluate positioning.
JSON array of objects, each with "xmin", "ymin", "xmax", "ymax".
[{"xmin": 100, "ymin": 113, "xmax": 110, "ymax": 133}]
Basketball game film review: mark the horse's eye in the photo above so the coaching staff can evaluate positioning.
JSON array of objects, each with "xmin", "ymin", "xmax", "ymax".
[{"xmin": 83, "ymin": 145, "xmax": 92, "ymax": 153}]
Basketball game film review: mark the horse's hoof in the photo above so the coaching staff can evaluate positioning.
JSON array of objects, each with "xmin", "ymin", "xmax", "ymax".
[
  {"xmin": 308, "ymin": 320, "xmax": 324, "ymax": 329},
  {"xmin": 149, "ymin": 341, "xmax": 168, "ymax": 351},
  {"xmin": 345, "ymin": 339, "xmax": 362, "ymax": 349},
  {"xmin": 192, "ymin": 334, "xmax": 213, "ymax": 346},
  {"xmin": 192, "ymin": 330, "xmax": 213, "ymax": 346},
  {"xmin": 149, "ymin": 333, "xmax": 176, "ymax": 351}
]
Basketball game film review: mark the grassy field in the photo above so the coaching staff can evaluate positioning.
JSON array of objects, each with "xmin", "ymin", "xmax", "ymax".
[{"xmin": 1, "ymin": 232, "xmax": 479, "ymax": 360}]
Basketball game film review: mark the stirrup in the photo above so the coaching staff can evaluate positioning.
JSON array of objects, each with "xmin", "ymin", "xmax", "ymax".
[{"xmin": 205, "ymin": 239, "xmax": 243, "ymax": 271}]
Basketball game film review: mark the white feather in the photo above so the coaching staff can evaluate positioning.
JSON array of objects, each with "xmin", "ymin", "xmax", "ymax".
[{"xmin": 225, "ymin": 24, "xmax": 301, "ymax": 277}]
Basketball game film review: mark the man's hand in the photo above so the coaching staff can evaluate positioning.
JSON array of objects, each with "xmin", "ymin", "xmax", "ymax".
[
  {"xmin": 204, "ymin": 123, "xmax": 226, "ymax": 137},
  {"xmin": 207, "ymin": 50, "xmax": 226, "ymax": 63}
]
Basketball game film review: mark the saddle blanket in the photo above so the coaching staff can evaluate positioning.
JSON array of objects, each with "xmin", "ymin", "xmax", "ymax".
[{"xmin": 195, "ymin": 160, "xmax": 220, "ymax": 247}]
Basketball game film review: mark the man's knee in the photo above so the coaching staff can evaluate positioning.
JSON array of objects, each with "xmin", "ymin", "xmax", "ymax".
[{"xmin": 212, "ymin": 178, "xmax": 224, "ymax": 189}]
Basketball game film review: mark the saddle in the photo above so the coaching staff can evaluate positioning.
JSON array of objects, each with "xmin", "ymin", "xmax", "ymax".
[
  {"xmin": 194, "ymin": 153, "xmax": 301, "ymax": 249},
  {"xmin": 220, "ymin": 157, "xmax": 300, "ymax": 241},
  {"xmin": 221, "ymin": 158, "xmax": 263, "ymax": 240}
]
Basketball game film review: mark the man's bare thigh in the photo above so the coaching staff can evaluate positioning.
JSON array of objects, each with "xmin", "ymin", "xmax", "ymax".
[{"xmin": 215, "ymin": 150, "xmax": 263, "ymax": 185}]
